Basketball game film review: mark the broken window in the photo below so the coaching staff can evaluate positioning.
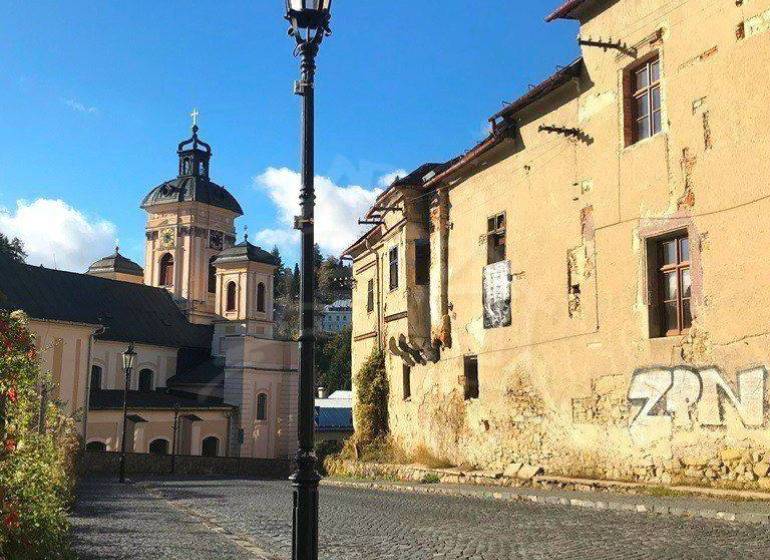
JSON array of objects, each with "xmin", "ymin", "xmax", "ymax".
[
  {"xmin": 627, "ymin": 56, "xmax": 662, "ymax": 144},
  {"xmin": 649, "ymin": 233, "xmax": 692, "ymax": 337},
  {"xmin": 403, "ymin": 364, "xmax": 411, "ymax": 400},
  {"xmin": 486, "ymin": 212, "xmax": 506, "ymax": 265},
  {"xmin": 366, "ymin": 279, "xmax": 374, "ymax": 313},
  {"xmin": 414, "ymin": 239, "xmax": 430, "ymax": 286},
  {"xmin": 389, "ymin": 246, "xmax": 399, "ymax": 291},
  {"xmin": 463, "ymin": 355, "xmax": 479, "ymax": 400}
]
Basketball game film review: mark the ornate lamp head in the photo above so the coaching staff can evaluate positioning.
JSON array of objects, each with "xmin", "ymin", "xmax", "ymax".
[{"xmin": 285, "ymin": 0, "xmax": 332, "ymax": 42}]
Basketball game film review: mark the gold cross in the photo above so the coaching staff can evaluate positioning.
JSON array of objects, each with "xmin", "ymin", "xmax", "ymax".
[{"xmin": 190, "ymin": 108, "xmax": 199, "ymax": 128}]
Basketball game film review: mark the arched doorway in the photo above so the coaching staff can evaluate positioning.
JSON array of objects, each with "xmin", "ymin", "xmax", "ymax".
[
  {"xmin": 149, "ymin": 439, "xmax": 169, "ymax": 455},
  {"xmin": 90, "ymin": 365, "xmax": 103, "ymax": 391},
  {"xmin": 201, "ymin": 436, "xmax": 219, "ymax": 457}
]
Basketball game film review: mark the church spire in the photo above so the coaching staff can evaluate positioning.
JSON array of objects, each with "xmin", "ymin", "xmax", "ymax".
[{"xmin": 177, "ymin": 109, "xmax": 211, "ymax": 178}]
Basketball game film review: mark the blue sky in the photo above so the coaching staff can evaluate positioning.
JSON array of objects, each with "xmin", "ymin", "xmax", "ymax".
[{"xmin": 0, "ymin": 1, "xmax": 579, "ymax": 271}]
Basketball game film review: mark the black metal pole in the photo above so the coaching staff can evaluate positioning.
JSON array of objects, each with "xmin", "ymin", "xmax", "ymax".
[
  {"xmin": 118, "ymin": 366, "xmax": 131, "ymax": 483},
  {"xmin": 290, "ymin": 37, "xmax": 321, "ymax": 560},
  {"xmin": 171, "ymin": 404, "xmax": 180, "ymax": 475}
]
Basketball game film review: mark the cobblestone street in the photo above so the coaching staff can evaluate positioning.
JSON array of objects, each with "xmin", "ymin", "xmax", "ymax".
[{"xmin": 71, "ymin": 477, "xmax": 770, "ymax": 560}]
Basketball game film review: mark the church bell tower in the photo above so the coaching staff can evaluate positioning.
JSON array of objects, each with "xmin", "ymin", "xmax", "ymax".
[{"xmin": 140, "ymin": 114, "xmax": 244, "ymax": 324}]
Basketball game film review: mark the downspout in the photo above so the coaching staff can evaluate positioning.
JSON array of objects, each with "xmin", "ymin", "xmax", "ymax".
[{"xmin": 82, "ymin": 325, "xmax": 105, "ymax": 448}]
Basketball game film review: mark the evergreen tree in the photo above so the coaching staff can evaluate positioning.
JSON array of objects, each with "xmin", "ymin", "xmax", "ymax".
[
  {"xmin": 0, "ymin": 234, "xmax": 26, "ymax": 263},
  {"xmin": 290, "ymin": 263, "xmax": 301, "ymax": 298},
  {"xmin": 270, "ymin": 246, "xmax": 286, "ymax": 297}
]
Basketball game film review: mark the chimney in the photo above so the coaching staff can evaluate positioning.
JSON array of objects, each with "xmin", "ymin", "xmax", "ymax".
[{"xmin": 317, "ymin": 386, "xmax": 328, "ymax": 400}]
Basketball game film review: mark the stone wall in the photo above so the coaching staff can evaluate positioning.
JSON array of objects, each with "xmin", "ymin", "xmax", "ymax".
[{"xmin": 78, "ymin": 451, "xmax": 291, "ymax": 479}]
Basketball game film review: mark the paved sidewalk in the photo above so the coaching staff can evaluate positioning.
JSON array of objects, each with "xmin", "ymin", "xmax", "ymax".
[{"xmin": 324, "ymin": 477, "xmax": 770, "ymax": 524}]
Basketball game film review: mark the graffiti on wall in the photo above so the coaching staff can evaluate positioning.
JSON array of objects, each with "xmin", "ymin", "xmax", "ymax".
[{"xmin": 628, "ymin": 366, "xmax": 767, "ymax": 436}]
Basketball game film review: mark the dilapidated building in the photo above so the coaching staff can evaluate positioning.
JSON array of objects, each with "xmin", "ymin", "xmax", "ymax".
[{"xmin": 345, "ymin": 0, "xmax": 770, "ymax": 488}]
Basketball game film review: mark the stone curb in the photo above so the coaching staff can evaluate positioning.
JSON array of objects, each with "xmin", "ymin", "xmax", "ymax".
[{"xmin": 322, "ymin": 478, "xmax": 770, "ymax": 525}]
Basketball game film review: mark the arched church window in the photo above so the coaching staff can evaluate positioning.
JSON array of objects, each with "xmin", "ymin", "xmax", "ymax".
[
  {"xmin": 149, "ymin": 439, "xmax": 169, "ymax": 455},
  {"xmin": 138, "ymin": 369, "xmax": 154, "ymax": 393},
  {"xmin": 198, "ymin": 161, "xmax": 205, "ymax": 175},
  {"xmin": 257, "ymin": 283, "xmax": 266, "ymax": 313},
  {"xmin": 208, "ymin": 257, "xmax": 217, "ymax": 294},
  {"xmin": 90, "ymin": 365, "xmax": 103, "ymax": 391},
  {"xmin": 86, "ymin": 441, "xmax": 107, "ymax": 452},
  {"xmin": 160, "ymin": 254, "xmax": 174, "ymax": 287},
  {"xmin": 201, "ymin": 436, "xmax": 219, "ymax": 457},
  {"xmin": 226, "ymin": 282, "xmax": 237, "ymax": 312},
  {"xmin": 183, "ymin": 158, "xmax": 191, "ymax": 174},
  {"xmin": 256, "ymin": 393, "xmax": 268, "ymax": 421}
]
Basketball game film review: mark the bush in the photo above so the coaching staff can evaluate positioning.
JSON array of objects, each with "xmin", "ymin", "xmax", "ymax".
[
  {"xmin": 352, "ymin": 347, "xmax": 388, "ymax": 447},
  {"xmin": 315, "ymin": 439, "xmax": 344, "ymax": 475},
  {"xmin": 0, "ymin": 311, "xmax": 78, "ymax": 560}
]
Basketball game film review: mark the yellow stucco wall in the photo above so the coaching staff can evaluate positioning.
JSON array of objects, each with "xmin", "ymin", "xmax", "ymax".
[{"xmin": 351, "ymin": 0, "xmax": 770, "ymax": 487}]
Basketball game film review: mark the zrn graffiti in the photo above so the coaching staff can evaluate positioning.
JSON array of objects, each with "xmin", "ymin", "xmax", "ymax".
[{"xmin": 628, "ymin": 366, "xmax": 767, "ymax": 431}]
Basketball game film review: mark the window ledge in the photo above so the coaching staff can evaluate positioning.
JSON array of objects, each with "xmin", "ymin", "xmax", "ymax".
[{"xmin": 623, "ymin": 131, "xmax": 666, "ymax": 154}]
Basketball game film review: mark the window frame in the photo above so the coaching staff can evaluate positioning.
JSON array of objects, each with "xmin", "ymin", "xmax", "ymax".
[
  {"xmin": 628, "ymin": 56, "xmax": 662, "ymax": 145},
  {"xmin": 486, "ymin": 212, "xmax": 506, "ymax": 265},
  {"xmin": 257, "ymin": 282, "xmax": 266, "ymax": 313},
  {"xmin": 649, "ymin": 231, "xmax": 692, "ymax": 337},
  {"xmin": 159, "ymin": 253, "xmax": 175, "ymax": 287},
  {"xmin": 388, "ymin": 246, "xmax": 399, "ymax": 291},
  {"xmin": 226, "ymin": 281, "xmax": 237, "ymax": 312},
  {"xmin": 366, "ymin": 279, "xmax": 374, "ymax": 313},
  {"xmin": 256, "ymin": 393, "xmax": 268, "ymax": 421}
]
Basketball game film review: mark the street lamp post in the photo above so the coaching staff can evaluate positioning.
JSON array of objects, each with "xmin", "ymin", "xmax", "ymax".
[
  {"xmin": 284, "ymin": 2, "xmax": 332, "ymax": 560},
  {"xmin": 118, "ymin": 343, "xmax": 137, "ymax": 484}
]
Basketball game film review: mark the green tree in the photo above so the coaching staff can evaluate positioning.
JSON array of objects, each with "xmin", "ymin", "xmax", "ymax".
[
  {"xmin": 290, "ymin": 263, "xmax": 301, "ymax": 299},
  {"xmin": 0, "ymin": 234, "xmax": 26, "ymax": 263},
  {"xmin": 270, "ymin": 246, "xmax": 286, "ymax": 297}
]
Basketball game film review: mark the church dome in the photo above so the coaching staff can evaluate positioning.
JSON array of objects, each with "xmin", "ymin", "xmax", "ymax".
[
  {"xmin": 214, "ymin": 239, "xmax": 279, "ymax": 266},
  {"xmin": 140, "ymin": 124, "xmax": 244, "ymax": 216},
  {"xmin": 87, "ymin": 248, "xmax": 144, "ymax": 277}
]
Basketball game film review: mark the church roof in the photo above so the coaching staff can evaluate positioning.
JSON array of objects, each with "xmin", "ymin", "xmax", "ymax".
[
  {"xmin": 0, "ymin": 255, "xmax": 212, "ymax": 349},
  {"xmin": 87, "ymin": 248, "xmax": 144, "ymax": 277},
  {"xmin": 89, "ymin": 389, "xmax": 232, "ymax": 411},
  {"xmin": 214, "ymin": 240, "xmax": 279, "ymax": 266},
  {"xmin": 167, "ymin": 356, "xmax": 225, "ymax": 386},
  {"xmin": 141, "ymin": 176, "xmax": 243, "ymax": 215}
]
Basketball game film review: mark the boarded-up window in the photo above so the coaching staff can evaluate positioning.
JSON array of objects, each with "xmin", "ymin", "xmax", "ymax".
[
  {"xmin": 463, "ymin": 356, "xmax": 479, "ymax": 400},
  {"xmin": 415, "ymin": 240, "xmax": 430, "ymax": 286}
]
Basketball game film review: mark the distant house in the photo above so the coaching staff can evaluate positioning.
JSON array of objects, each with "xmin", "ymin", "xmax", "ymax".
[
  {"xmin": 314, "ymin": 388, "xmax": 353, "ymax": 444},
  {"xmin": 320, "ymin": 299, "xmax": 352, "ymax": 333}
]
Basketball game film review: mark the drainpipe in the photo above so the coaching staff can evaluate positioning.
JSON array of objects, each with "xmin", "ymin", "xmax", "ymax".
[{"xmin": 82, "ymin": 325, "xmax": 105, "ymax": 448}]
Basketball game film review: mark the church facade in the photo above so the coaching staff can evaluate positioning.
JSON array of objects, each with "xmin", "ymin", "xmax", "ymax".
[{"xmin": 0, "ymin": 125, "xmax": 298, "ymax": 460}]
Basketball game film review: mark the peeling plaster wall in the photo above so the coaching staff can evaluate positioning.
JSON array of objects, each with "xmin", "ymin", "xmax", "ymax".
[{"xmin": 351, "ymin": 0, "xmax": 770, "ymax": 488}]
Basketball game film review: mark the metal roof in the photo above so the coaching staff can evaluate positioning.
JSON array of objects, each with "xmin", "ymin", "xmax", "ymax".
[
  {"xmin": 0, "ymin": 255, "xmax": 212, "ymax": 349},
  {"xmin": 87, "ymin": 249, "xmax": 144, "ymax": 277},
  {"xmin": 213, "ymin": 240, "xmax": 279, "ymax": 266},
  {"xmin": 141, "ymin": 175, "xmax": 243, "ymax": 215},
  {"xmin": 89, "ymin": 389, "xmax": 232, "ymax": 411}
]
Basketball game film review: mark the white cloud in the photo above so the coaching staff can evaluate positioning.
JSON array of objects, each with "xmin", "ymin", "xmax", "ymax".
[
  {"xmin": 254, "ymin": 167, "xmax": 383, "ymax": 258},
  {"xmin": 377, "ymin": 169, "xmax": 409, "ymax": 188},
  {"xmin": 0, "ymin": 199, "xmax": 117, "ymax": 272},
  {"xmin": 63, "ymin": 98, "xmax": 99, "ymax": 115}
]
